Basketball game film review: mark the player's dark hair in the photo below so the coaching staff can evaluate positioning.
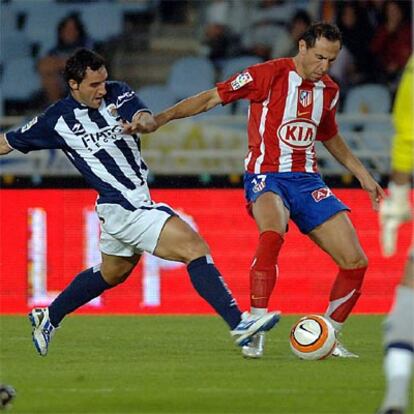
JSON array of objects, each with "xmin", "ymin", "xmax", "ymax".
[
  {"xmin": 300, "ymin": 22, "xmax": 342, "ymax": 49},
  {"xmin": 63, "ymin": 48, "xmax": 106, "ymax": 86}
]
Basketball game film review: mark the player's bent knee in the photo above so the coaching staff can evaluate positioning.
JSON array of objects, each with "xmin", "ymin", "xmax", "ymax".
[
  {"xmin": 355, "ymin": 255, "xmax": 368, "ymax": 269},
  {"xmin": 338, "ymin": 251, "xmax": 368, "ymax": 270},
  {"xmin": 185, "ymin": 238, "xmax": 210, "ymax": 263},
  {"xmin": 341, "ymin": 258, "xmax": 368, "ymax": 270}
]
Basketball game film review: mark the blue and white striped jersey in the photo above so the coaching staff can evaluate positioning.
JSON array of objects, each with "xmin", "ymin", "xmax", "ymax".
[{"xmin": 6, "ymin": 81, "xmax": 152, "ymax": 210}]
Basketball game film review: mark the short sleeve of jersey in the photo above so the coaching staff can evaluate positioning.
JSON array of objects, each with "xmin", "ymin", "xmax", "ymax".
[
  {"xmin": 317, "ymin": 89, "xmax": 339, "ymax": 141},
  {"xmin": 5, "ymin": 114, "xmax": 59, "ymax": 154},
  {"xmin": 106, "ymin": 81, "xmax": 150, "ymax": 122},
  {"xmin": 216, "ymin": 61, "xmax": 275, "ymax": 104}
]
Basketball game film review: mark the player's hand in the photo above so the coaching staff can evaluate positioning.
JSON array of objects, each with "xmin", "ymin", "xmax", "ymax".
[
  {"xmin": 379, "ymin": 197, "xmax": 412, "ymax": 257},
  {"xmin": 122, "ymin": 112, "xmax": 158, "ymax": 134},
  {"xmin": 359, "ymin": 176, "xmax": 386, "ymax": 211}
]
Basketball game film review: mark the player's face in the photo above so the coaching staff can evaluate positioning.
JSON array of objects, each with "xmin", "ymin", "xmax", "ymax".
[
  {"xmin": 298, "ymin": 37, "xmax": 341, "ymax": 82},
  {"xmin": 70, "ymin": 66, "xmax": 108, "ymax": 109}
]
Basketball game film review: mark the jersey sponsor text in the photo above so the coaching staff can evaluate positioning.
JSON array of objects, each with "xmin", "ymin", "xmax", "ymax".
[
  {"xmin": 80, "ymin": 125, "xmax": 124, "ymax": 152},
  {"xmin": 277, "ymin": 119, "xmax": 317, "ymax": 149}
]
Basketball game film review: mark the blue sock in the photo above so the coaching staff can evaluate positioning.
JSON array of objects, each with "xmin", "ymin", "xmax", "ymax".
[
  {"xmin": 187, "ymin": 256, "xmax": 242, "ymax": 329},
  {"xmin": 48, "ymin": 266, "xmax": 112, "ymax": 327}
]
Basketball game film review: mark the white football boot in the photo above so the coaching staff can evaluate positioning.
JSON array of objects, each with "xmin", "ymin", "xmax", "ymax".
[
  {"xmin": 28, "ymin": 308, "xmax": 57, "ymax": 356},
  {"xmin": 242, "ymin": 331, "xmax": 265, "ymax": 359},
  {"xmin": 331, "ymin": 339, "xmax": 359, "ymax": 358},
  {"xmin": 231, "ymin": 311, "xmax": 280, "ymax": 347}
]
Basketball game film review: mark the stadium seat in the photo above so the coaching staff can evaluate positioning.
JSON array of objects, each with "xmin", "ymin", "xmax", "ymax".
[
  {"xmin": 167, "ymin": 57, "xmax": 216, "ymax": 101},
  {"xmin": 0, "ymin": 5, "xmax": 19, "ymax": 38},
  {"xmin": 119, "ymin": 0, "xmax": 160, "ymax": 14},
  {"xmin": 343, "ymin": 84, "xmax": 391, "ymax": 114},
  {"xmin": 18, "ymin": 2, "xmax": 70, "ymax": 57},
  {"xmin": 0, "ymin": 87, "xmax": 4, "ymax": 118},
  {"xmin": 220, "ymin": 56, "xmax": 262, "ymax": 81},
  {"xmin": 1, "ymin": 57, "xmax": 41, "ymax": 101},
  {"xmin": 341, "ymin": 130, "xmax": 363, "ymax": 151},
  {"xmin": 137, "ymin": 84, "xmax": 176, "ymax": 114},
  {"xmin": 80, "ymin": 4, "xmax": 123, "ymax": 42},
  {"xmin": 360, "ymin": 130, "xmax": 391, "ymax": 152},
  {"xmin": 1, "ymin": 33, "xmax": 33, "ymax": 61}
]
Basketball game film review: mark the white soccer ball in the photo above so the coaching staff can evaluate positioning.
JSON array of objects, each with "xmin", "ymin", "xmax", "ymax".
[{"xmin": 289, "ymin": 315, "xmax": 337, "ymax": 360}]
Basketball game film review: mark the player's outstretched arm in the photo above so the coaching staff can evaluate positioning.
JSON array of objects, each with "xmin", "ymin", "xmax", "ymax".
[
  {"xmin": 155, "ymin": 88, "xmax": 222, "ymax": 128},
  {"xmin": 323, "ymin": 133, "xmax": 385, "ymax": 210},
  {"xmin": 0, "ymin": 133, "xmax": 13, "ymax": 155}
]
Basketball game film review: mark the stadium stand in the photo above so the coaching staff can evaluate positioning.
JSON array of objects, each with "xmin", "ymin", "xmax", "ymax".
[
  {"xmin": 0, "ymin": 32, "xmax": 33, "ymax": 62},
  {"xmin": 0, "ymin": 0, "xmax": 403, "ymax": 181},
  {"xmin": 343, "ymin": 84, "xmax": 392, "ymax": 114},
  {"xmin": 137, "ymin": 84, "xmax": 177, "ymax": 114},
  {"xmin": 219, "ymin": 55, "xmax": 262, "ymax": 80},
  {"xmin": 167, "ymin": 56, "xmax": 216, "ymax": 101},
  {"xmin": 13, "ymin": 1, "xmax": 72, "ymax": 57},
  {"xmin": 79, "ymin": 3, "xmax": 123, "ymax": 43},
  {"xmin": 1, "ymin": 57, "xmax": 41, "ymax": 101}
]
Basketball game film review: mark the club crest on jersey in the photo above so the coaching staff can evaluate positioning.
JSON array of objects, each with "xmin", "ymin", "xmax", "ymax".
[
  {"xmin": 299, "ymin": 90, "xmax": 312, "ymax": 107},
  {"xmin": 277, "ymin": 119, "xmax": 317, "ymax": 150},
  {"xmin": 231, "ymin": 71, "xmax": 253, "ymax": 90},
  {"xmin": 106, "ymin": 104, "xmax": 119, "ymax": 118},
  {"xmin": 312, "ymin": 187, "xmax": 332, "ymax": 202}
]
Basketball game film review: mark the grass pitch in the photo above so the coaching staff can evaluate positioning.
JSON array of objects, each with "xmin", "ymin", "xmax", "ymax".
[{"xmin": 1, "ymin": 315, "xmax": 412, "ymax": 414}]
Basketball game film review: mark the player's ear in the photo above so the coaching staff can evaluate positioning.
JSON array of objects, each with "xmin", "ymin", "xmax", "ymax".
[
  {"xmin": 298, "ymin": 39, "xmax": 307, "ymax": 55},
  {"xmin": 68, "ymin": 79, "xmax": 79, "ymax": 91}
]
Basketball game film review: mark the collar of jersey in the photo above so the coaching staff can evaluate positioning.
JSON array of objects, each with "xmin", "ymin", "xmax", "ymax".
[{"xmin": 66, "ymin": 94, "xmax": 93, "ymax": 110}]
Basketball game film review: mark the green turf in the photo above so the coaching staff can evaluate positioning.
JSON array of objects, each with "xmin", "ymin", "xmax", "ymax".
[{"xmin": 0, "ymin": 315, "xmax": 412, "ymax": 414}]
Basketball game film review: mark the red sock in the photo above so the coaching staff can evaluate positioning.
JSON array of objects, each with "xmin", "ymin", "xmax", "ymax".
[
  {"xmin": 250, "ymin": 231, "xmax": 284, "ymax": 308},
  {"xmin": 326, "ymin": 267, "xmax": 367, "ymax": 323}
]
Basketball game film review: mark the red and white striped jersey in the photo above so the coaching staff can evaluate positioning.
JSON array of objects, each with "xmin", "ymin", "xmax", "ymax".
[{"xmin": 216, "ymin": 58, "xmax": 340, "ymax": 173}]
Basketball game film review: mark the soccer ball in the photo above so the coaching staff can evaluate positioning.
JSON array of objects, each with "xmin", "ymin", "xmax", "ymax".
[
  {"xmin": 0, "ymin": 384, "xmax": 16, "ymax": 409},
  {"xmin": 289, "ymin": 315, "xmax": 336, "ymax": 360}
]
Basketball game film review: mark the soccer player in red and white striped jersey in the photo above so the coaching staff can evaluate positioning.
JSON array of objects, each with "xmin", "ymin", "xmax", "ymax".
[
  {"xmin": 152, "ymin": 22, "xmax": 385, "ymax": 359},
  {"xmin": 217, "ymin": 56, "xmax": 340, "ymax": 175}
]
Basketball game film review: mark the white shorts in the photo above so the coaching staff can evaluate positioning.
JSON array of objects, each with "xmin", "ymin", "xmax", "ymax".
[{"xmin": 96, "ymin": 202, "xmax": 176, "ymax": 257}]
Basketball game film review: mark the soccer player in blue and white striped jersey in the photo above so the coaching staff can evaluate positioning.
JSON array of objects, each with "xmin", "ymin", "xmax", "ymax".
[{"xmin": 0, "ymin": 48, "xmax": 279, "ymax": 356}]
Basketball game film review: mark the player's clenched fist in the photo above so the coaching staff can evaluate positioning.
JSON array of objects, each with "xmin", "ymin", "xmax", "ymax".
[{"xmin": 122, "ymin": 111, "xmax": 158, "ymax": 134}]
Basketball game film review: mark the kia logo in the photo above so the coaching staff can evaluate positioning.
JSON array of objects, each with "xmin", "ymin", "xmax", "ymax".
[{"xmin": 277, "ymin": 119, "xmax": 317, "ymax": 149}]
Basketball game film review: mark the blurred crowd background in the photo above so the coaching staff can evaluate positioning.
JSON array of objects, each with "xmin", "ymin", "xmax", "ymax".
[
  {"xmin": 0, "ymin": 0, "xmax": 412, "ymax": 186},
  {"xmin": 0, "ymin": 0, "xmax": 412, "ymax": 115}
]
